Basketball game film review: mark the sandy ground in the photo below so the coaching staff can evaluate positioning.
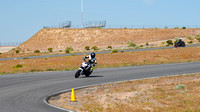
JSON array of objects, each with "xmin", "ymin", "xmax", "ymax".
[
  {"xmin": 0, "ymin": 46, "xmax": 16, "ymax": 53},
  {"xmin": 49, "ymin": 73, "xmax": 200, "ymax": 112}
]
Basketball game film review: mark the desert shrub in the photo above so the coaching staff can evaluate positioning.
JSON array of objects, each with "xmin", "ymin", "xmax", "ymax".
[
  {"xmin": 135, "ymin": 46, "xmax": 140, "ymax": 49},
  {"xmin": 174, "ymin": 40, "xmax": 178, "ymax": 45},
  {"xmin": 176, "ymin": 84, "xmax": 185, "ymax": 90},
  {"xmin": 182, "ymin": 26, "xmax": 186, "ymax": 29},
  {"xmin": 188, "ymin": 41, "xmax": 193, "ymax": 44},
  {"xmin": 160, "ymin": 42, "xmax": 165, "ymax": 46},
  {"xmin": 65, "ymin": 47, "xmax": 74, "ymax": 53},
  {"xmin": 195, "ymin": 34, "xmax": 200, "ymax": 42},
  {"xmin": 91, "ymin": 46, "xmax": 98, "ymax": 50},
  {"xmin": 85, "ymin": 46, "xmax": 90, "ymax": 50},
  {"xmin": 107, "ymin": 46, "xmax": 112, "ymax": 49},
  {"xmin": 166, "ymin": 44, "xmax": 170, "ymax": 46},
  {"xmin": 128, "ymin": 41, "xmax": 136, "ymax": 47},
  {"xmin": 16, "ymin": 50, "xmax": 20, "ymax": 54},
  {"xmin": 65, "ymin": 50, "xmax": 70, "ymax": 53},
  {"xmin": 34, "ymin": 50, "xmax": 40, "ymax": 53},
  {"xmin": 59, "ymin": 50, "xmax": 62, "ymax": 52},
  {"xmin": 112, "ymin": 49, "xmax": 118, "ymax": 53},
  {"xmin": 46, "ymin": 68, "xmax": 56, "ymax": 71},
  {"xmin": 0, "ymin": 53, "xmax": 2, "ymax": 55},
  {"xmin": 166, "ymin": 40, "xmax": 173, "ymax": 46},
  {"xmin": 174, "ymin": 27, "xmax": 179, "ymax": 29},
  {"xmin": 14, "ymin": 64, "xmax": 23, "ymax": 68},
  {"xmin": 140, "ymin": 45, "xmax": 144, "ymax": 47},
  {"xmin": 120, "ymin": 50, "xmax": 124, "ymax": 53},
  {"xmin": 48, "ymin": 48, "xmax": 53, "ymax": 52},
  {"xmin": 66, "ymin": 47, "xmax": 74, "ymax": 51},
  {"xmin": 30, "ymin": 69, "xmax": 40, "ymax": 72},
  {"xmin": 186, "ymin": 36, "xmax": 193, "ymax": 40},
  {"xmin": 146, "ymin": 42, "xmax": 149, "ymax": 46},
  {"xmin": 174, "ymin": 37, "xmax": 179, "ymax": 41}
]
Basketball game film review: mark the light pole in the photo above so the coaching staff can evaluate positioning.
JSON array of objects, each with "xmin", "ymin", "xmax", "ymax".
[{"xmin": 81, "ymin": 0, "xmax": 83, "ymax": 28}]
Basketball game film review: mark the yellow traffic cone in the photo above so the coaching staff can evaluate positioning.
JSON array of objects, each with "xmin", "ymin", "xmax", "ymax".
[{"xmin": 71, "ymin": 88, "xmax": 75, "ymax": 101}]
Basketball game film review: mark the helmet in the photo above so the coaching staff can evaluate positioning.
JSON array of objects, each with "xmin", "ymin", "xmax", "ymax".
[
  {"xmin": 180, "ymin": 38, "xmax": 183, "ymax": 40},
  {"xmin": 91, "ymin": 52, "xmax": 96, "ymax": 58}
]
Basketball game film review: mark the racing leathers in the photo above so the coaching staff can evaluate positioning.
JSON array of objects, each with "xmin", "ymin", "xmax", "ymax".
[{"xmin": 82, "ymin": 54, "xmax": 97, "ymax": 70}]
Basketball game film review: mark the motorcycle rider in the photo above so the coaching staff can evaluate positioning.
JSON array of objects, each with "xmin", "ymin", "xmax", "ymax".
[
  {"xmin": 177, "ymin": 38, "xmax": 183, "ymax": 45},
  {"xmin": 82, "ymin": 52, "xmax": 97, "ymax": 70}
]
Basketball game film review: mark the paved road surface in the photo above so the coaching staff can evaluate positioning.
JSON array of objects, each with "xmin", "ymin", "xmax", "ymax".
[
  {"xmin": 1, "ymin": 44, "xmax": 199, "ymax": 61},
  {"xmin": 0, "ymin": 62, "xmax": 199, "ymax": 112}
]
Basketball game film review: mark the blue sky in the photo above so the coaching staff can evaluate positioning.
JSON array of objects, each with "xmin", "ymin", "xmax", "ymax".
[{"xmin": 0, "ymin": 0, "xmax": 200, "ymax": 43}]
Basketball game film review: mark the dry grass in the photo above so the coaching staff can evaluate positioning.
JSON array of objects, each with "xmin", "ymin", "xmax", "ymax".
[
  {"xmin": 0, "ymin": 51, "xmax": 68, "ymax": 58},
  {"xmin": 49, "ymin": 73, "xmax": 200, "ymax": 112},
  {"xmin": 0, "ymin": 47, "xmax": 200, "ymax": 74}
]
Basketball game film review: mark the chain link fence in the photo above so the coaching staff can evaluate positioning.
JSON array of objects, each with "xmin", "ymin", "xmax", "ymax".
[
  {"xmin": 69, "ymin": 25, "xmax": 199, "ymax": 29},
  {"xmin": 44, "ymin": 24, "xmax": 200, "ymax": 29},
  {"xmin": 104, "ymin": 25, "xmax": 200, "ymax": 29},
  {"xmin": 43, "ymin": 20, "xmax": 200, "ymax": 29}
]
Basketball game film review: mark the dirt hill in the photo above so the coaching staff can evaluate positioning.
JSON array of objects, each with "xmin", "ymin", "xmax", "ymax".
[{"xmin": 17, "ymin": 28, "xmax": 200, "ymax": 52}]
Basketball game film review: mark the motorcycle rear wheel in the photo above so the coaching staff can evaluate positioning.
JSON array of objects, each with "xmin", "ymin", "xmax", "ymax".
[{"xmin": 85, "ymin": 69, "xmax": 93, "ymax": 77}]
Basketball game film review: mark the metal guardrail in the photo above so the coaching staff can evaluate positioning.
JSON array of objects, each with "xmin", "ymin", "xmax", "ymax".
[
  {"xmin": 83, "ymin": 20, "xmax": 106, "ymax": 28},
  {"xmin": 43, "ymin": 21, "xmax": 71, "ymax": 29}
]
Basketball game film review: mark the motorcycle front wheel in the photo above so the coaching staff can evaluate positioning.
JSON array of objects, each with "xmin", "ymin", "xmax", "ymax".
[
  {"xmin": 182, "ymin": 42, "xmax": 185, "ymax": 47},
  {"xmin": 75, "ymin": 70, "xmax": 81, "ymax": 78}
]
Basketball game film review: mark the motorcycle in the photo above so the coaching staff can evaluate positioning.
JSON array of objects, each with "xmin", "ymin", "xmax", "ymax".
[
  {"xmin": 75, "ymin": 60, "xmax": 95, "ymax": 78},
  {"xmin": 174, "ymin": 41, "xmax": 185, "ymax": 48}
]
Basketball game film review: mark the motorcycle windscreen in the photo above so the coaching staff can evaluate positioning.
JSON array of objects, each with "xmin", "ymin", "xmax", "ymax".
[{"xmin": 82, "ymin": 62, "xmax": 88, "ymax": 67}]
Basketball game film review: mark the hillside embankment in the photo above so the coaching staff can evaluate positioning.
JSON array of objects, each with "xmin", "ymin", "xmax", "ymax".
[{"xmin": 16, "ymin": 28, "xmax": 200, "ymax": 52}]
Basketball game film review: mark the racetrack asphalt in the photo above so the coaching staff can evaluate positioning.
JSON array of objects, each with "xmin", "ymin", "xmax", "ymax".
[
  {"xmin": 0, "ymin": 62, "xmax": 200, "ymax": 112},
  {"xmin": 1, "ymin": 44, "xmax": 200, "ymax": 61}
]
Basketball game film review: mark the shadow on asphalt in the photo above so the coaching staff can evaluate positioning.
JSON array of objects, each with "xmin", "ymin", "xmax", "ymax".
[{"xmin": 78, "ymin": 75, "xmax": 103, "ymax": 78}]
